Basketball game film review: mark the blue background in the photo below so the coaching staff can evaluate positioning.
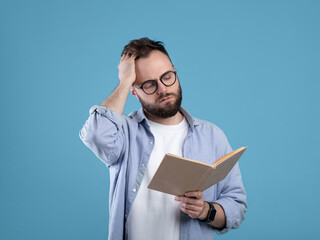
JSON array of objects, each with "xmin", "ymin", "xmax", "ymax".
[{"xmin": 1, "ymin": 0, "xmax": 319, "ymax": 239}]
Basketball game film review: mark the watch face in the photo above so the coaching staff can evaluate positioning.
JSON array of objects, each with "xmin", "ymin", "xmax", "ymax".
[
  {"xmin": 208, "ymin": 203, "xmax": 217, "ymax": 222},
  {"xmin": 200, "ymin": 202, "xmax": 217, "ymax": 223}
]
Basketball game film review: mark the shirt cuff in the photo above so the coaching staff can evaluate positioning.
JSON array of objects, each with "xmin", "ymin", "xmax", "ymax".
[{"xmin": 212, "ymin": 198, "xmax": 242, "ymax": 235}]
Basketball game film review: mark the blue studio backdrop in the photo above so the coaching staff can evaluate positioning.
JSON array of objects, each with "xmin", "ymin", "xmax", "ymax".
[{"xmin": 1, "ymin": 0, "xmax": 319, "ymax": 239}]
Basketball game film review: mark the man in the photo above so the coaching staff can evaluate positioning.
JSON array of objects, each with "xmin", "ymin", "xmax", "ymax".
[{"xmin": 79, "ymin": 37, "xmax": 247, "ymax": 240}]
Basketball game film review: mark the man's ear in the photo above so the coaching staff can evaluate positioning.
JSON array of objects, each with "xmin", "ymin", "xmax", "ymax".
[{"xmin": 130, "ymin": 86, "xmax": 137, "ymax": 97}]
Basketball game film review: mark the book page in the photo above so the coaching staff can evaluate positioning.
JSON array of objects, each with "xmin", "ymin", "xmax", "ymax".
[{"xmin": 148, "ymin": 154, "xmax": 213, "ymax": 196}]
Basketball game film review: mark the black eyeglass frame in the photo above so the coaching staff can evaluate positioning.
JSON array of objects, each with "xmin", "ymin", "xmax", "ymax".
[{"xmin": 134, "ymin": 70, "xmax": 177, "ymax": 95}]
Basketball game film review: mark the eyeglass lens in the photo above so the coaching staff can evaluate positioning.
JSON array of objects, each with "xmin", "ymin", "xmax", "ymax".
[{"xmin": 142, "ymin": 71, "xmax": 176, "ymax": 94}]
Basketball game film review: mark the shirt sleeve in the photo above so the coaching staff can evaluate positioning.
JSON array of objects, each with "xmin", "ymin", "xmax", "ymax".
[
  {"xmin": 212, "ymin": 131, "xmax": 248, "ymax": 235},
  {"xmin": 79, "ymin": 105, "xmax": 126, "ymax": 167}
]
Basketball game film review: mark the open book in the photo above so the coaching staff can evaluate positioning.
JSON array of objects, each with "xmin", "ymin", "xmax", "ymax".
[{"xmin": 147, "ymin": 147, "xmax": 247, "ymax": 196}]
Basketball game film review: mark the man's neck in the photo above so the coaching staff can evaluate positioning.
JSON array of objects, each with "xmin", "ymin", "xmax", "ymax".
[{"xmin": 144, "ymin": 110, "xmax": 184, "ymax": 125}]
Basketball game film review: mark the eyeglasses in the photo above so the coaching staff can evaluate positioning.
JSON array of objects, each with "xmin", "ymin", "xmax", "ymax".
[{"xmin": 134, "ymin": 70, "xmax": 177, "ymax": 95}]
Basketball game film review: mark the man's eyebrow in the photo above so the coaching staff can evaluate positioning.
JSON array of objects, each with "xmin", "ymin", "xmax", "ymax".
[
  {"xmin": 144, "ymin": 77, "xmax": 157, "ymax": 82},
  {"xmin": 144, "ymin": 70, "xmax": 173, "ymax": 82}
]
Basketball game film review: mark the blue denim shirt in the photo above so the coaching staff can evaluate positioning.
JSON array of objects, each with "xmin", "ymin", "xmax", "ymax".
[{"xmin": 79, "ymin": 105, "xmax": 247, "ymax": 240}]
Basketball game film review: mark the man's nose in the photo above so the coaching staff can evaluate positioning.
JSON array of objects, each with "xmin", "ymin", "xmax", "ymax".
[{"xmin": 156, "ymin": 80, "xmax": 167, "ymax": 94}]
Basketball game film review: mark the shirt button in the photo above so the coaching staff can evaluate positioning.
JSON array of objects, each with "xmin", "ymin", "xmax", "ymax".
[
  {"xmin": 141, "ymin": 164, "xmax": 145, "ymax": 167},
  {"xmin": 149, "ymin": 141, "xmax": 153, "ymax": 145},
  {"xmin": 133, "ymin": 188, "xmax": 137, "ymax": 192}
]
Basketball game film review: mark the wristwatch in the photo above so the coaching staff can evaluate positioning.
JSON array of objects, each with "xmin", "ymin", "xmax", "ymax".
[{"xmin": 200, "ymin": 201, "xmax": 217, "ymax": 223}]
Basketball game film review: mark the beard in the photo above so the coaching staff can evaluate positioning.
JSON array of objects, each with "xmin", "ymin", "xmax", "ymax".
[{"xmin": 138, "ymin": 84, "xmax": 182, "ymax": 119}]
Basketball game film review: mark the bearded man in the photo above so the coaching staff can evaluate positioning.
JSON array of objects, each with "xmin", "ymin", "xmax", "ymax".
[{"xmin": 79, "ymin": 37, "xmax": 247, "ymax": 240}]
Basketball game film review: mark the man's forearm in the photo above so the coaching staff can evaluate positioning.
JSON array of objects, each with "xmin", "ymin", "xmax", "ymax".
[
  {"xmin": 210, "ymin": 203, "xmax": 226, "ymax": 229},
  {"xmin": 100, "ymin": 52, "xmax": 137, "ymax": 115},
  {"xmin": 198, "ymin": 202, "xmax": 226, "ymax": 229},
  {"xmin": 100, "ymin": 81, "xmax": 132, "ymax": 115}
]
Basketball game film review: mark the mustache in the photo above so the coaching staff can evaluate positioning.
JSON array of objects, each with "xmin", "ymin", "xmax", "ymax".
[{"xmin": 157, "ymin": 93, "xmax": 177, "ymax": 103}]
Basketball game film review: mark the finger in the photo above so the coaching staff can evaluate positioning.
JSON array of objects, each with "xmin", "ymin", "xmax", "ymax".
[
  {"xmin": 180, "ymin": 202, "xmax": 203, "ymax": 212},
  {"xmin": 121, "ymin": 52, "xmax": 130, "ymax": 61},
  {"xmin": 179, "ymin": 196, "xmax": 204, "ymax": 208},
  {"xmin": 178, "ymin": 196, "xmax": 198, "ymax": 205},
  {"xmin": 185, "ymin": 191, "xmax": 202, "ymax": 199},
  {"xmin": 120, "ymin": 53, "xmax": 127, "ymax": 62},
  {"xmin": 130, "ymin": 52, "xmax": 138, "ymax": 59},
  {"xmin": 182, "ymin": 208, "xmax": 202, "ymax": 218},
  {"xmin": 125, "ymin": 53, "xmax": 131, "ymax": 60}
]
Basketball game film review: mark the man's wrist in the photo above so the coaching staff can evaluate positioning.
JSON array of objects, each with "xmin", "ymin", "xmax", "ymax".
[
  {"xmin": 118, "ymin": 79, "xmax": 134, "ymax": 90},
  {"xmin": 198, "ymin": 201, "xmax": 210, "ymax": 221},
  {"xmin": 199, "ymin": 201, "xmax": 217, "ymax": 223}
]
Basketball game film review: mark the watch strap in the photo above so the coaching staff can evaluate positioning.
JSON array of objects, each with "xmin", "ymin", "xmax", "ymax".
[{"xmin": 200, "ymin": 201, "xmax": 217, "ymax": 223}]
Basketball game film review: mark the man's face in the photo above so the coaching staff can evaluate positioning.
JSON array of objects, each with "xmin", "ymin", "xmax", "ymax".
[{"xmin": 132, "ymin": 50, "xmax": 182, "ymax": 119}]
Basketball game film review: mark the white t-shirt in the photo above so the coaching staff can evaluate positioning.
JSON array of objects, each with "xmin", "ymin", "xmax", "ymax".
[{"xmin": 127, "ymin": 117, "xmax": 189, "ymax": 240}]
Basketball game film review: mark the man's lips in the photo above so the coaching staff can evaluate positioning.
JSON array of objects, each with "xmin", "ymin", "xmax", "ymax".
[{"xmin": 159, "ymin": 96, "xmax": 173, "ymax": 104}]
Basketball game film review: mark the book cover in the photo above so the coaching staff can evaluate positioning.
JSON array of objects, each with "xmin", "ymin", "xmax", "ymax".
[{"xmin": 147, "ymin": 147, "xmax": 247, "ymax": 196}]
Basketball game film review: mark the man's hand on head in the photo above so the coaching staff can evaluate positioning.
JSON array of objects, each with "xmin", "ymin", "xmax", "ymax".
[
  {"xmin": 174, "ymin": 191, "xmax": 209, "ymax": 220},
  {"xmin": 118, "ymin": 52, "xmax": 137, "ymax": 85},
  {"xmin": 100, "ymin": 52, "xmax": 137, "ymax": 114}
]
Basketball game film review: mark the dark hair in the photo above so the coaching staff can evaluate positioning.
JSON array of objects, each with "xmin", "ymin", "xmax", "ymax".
[{"xmin": 121, "ymin": 37, "xmax": 172, "ymax": 63}]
